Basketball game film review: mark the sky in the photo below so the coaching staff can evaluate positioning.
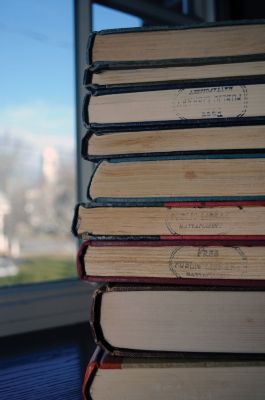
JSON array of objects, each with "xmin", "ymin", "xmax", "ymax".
[{"xmin": 0, "ymin": 1, "xmax": 141, "ymax": 159}]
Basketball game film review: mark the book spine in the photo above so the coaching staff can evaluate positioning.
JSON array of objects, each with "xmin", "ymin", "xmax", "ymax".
[
  {"xmin": 81, "ymin": 130, "xmax": 94, "ymax": 161},
  {"xmin": 71, "ymin": 203, "xmax": 82, "ymax": 237},
  {"xmin": 86, "ymin": 32, "xmax": 96, "ymax": 67},
  {"xmin": 82, "ymin": 93, "xmax": 91, "ymax": 129}
]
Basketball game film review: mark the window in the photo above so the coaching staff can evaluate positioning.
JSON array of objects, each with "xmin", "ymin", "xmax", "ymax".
[
  {"xmin": 0, "ymin": 0, "xmax": 76, "ymax": 286},
  {"xmin": 92, "ymin": 3, "xmax": 142, "ymax": 30}
]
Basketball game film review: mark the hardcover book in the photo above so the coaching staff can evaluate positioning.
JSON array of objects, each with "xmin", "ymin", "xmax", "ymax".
[
  {"xmin": 83, "ymin": 79, "xmax": 265, "ymax": 130},
  {"xmin": 77, "ymin": 239, "xmax": 265, "ymax": 285},
  {"xmin": 87, "ymin": 155, "xmax": 265, "ymax": 203},
  {"xmin": 90, "ymin": 285, "xmax": 265, "ymax": 355},
  {"xmin": 73, "ymin": 201, "xmax": 265, "ymax": 239},
  {"xmin": 87, "ymin": 21, "xmax": 265, "ymax": 71},
  {"xmin": 82, "ymin": 124, "xmax": 265, "ymax": 161},
  {"xmin": 83, "ymin": 347, "xmax": 265, "ymax": 400},
  {"xmin": 84, "ymin": 60, "xmax": 265, "ymax": 90}
]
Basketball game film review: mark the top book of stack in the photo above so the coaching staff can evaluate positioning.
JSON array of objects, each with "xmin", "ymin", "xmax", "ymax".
[{"xmin": 86, "ymin": 21, "xmax": 265, "ymax": 70}]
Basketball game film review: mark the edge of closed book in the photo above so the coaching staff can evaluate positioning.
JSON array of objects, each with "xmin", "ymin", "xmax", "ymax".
[
  {"xmin": 82, "ymin": 346, "xmax": 265, "ymax": 400},
  {"xmin": 84, "ymin": 70, "xmax": 265, "ymax": 95},
  {"xmin": 73, "ymin": 200, "xmax": 265, "ymax": 240},
  {"xmin": 90, "ymin": 284, "xmax": 265, "ymax": 357},
  {"xmin": 82, "ymin": 130, "xmax": 265, "ymax": 162},
  {"xmin": 82, "ymin": 76, "xmax": 265, "ymax": 130},
  {"xmin": 86, "ymin": 19, "xmax": 265, "ymax": 70},
  {"xmin": 77, "ymin": 239, "xmax": 265, "ymax": 287},
  {"xmin": 85, "ymin": 74, "xmax": 265, "ymax": 96},
  {"xmin": 82, "ymin": 346, "xmax": 107, "ymax": 400},
  {"xmin": 86, "ymin": 155, "xmax": 265, "ymax": 203}
]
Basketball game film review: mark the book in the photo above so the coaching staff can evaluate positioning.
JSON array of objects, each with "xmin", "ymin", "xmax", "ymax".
[
  {"xmin": 83, "ymin": 125, "xmax": 265, "ymax": 161},
  {"xmin": 91, "ymin": 285, "xmax": 265, "ymax": 355},
  {"xmin": 77, "ymin": 240, "xmax": 265, "ymax": 285},
  {"xmin": 84, "ymin": 79, "xmax": 265, "ymax": 130},
  {"xmin": 88, "ymin": 155, "xmax": 265, "ymax": 203},
  {"xmin": 83, "ymin": 347, "xmax": 265, "ymax": 400},
  {"xmin": 73, "ymin": 201, "xmax": 265, "ymax": 239},
  {"xmin": 85, "ymin": 60, "xmax": 265, "ymax": 90},
  {"xmin": 87, "ymin": 21, "xmax": 265, "ymax": 71}
]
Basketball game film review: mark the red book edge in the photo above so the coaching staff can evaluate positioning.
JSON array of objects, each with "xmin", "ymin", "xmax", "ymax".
[
  {"xmin": 77, "ymin": 240, "xmax": 265, "ymax": 288},
  {"xmin": 82, "ymin": 347, "xmax": 122, "ymax": 400}
]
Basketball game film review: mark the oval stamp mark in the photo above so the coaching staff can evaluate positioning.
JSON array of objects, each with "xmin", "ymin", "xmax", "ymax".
[
  {"xmin": 165, "ymin": 208, "xmax": 226, "ymax": 235},
  {"xmin": 169, "ymin": 246, "xmax": 248, "ymax": 279},
  {"xmin": 173, "ymin": 85, "xmax": 248, "ymax": 120}
]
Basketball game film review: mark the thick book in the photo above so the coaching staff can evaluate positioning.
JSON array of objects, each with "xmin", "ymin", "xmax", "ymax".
[
  {"xmin": 90, "ymin": 285, "xmax": 265, "ymax": 355},
  {"xmin": 87, "ymin": 21, "xmax": 265, "ymax": 71},
  {"xmin": 73, "ymin": 201, "xmax": 265, "ymax": 239},
  {"xmin": 85, "ymin": 60, "xmax": 265, "ymax": 90},
  {"xmin": 77, "ymin": 240, "xmax": 265, "ymax": 286},
  {"xmin": 83, "ymin": 78, "xmax": 265, "ymax": 130},
  {"xmin": 83, "ymin": 347, "xmax": 265, "ymax": 400},
  {"xmin": 87, "ymin": 155, "xmax": 265, "ymax": 203},
  {"xmin": 83, "ymin": 125, "xmax": 265, "ymax": 161}
]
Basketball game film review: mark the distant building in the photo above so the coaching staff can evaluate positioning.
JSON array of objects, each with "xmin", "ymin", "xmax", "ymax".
[
  {"xmin": 25, "ymin": 146, "xmax": 60, "ymax": 234},
  {"xmin": 42, "ymin": 146, "xmax": 59, "ymax": 185},
  {"xmin": 0, "ymin": 191, "xmax": 10, "ymax": 255}
]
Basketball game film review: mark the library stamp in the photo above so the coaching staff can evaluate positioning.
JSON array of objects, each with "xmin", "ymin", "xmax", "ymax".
[
  {"xmin": 165, "ymin": 207, "xmax": 225, "ymax": 235},
  {"xmin": 169, "ymin": 246, "xmax": 248, "ymax": 279},
  {"xmin": 173, "ymin": 85, "xmax": 248, "ymax": 119}
]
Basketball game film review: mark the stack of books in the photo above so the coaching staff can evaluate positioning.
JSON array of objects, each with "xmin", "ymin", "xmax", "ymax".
[{"xmin": 72, "ymin": 21, "xmax": 265, "ymax": 399}]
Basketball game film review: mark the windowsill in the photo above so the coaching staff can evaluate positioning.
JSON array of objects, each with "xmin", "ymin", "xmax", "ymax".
[{"xmin": 0, "ymin": 279, "xmax": 95, "ymax": 337}]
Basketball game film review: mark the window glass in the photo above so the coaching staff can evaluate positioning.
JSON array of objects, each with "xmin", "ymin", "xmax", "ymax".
[
  {"xmin": 0, "ymin": 0, "xmax": 76, "ymax": 285},
  {"xmin": 93, "ymin": 3, "xmax": 142, "ymax": 30}
]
